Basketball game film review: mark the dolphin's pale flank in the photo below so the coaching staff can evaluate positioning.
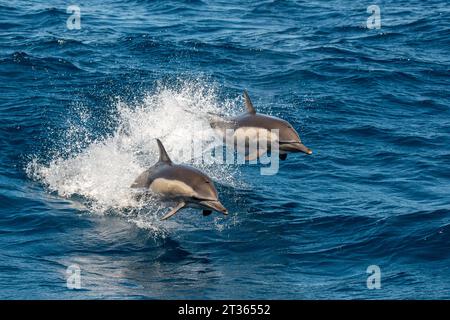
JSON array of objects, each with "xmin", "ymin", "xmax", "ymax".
[
  {"xmin": 131, "ymin": 139, "xmax": 228, "ymax": 220},
  {"xmin": 210, "ymin": 90, "xmax": 312, "ymax": 160}
]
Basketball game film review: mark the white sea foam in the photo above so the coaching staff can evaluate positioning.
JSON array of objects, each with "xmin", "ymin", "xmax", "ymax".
[{"xmin": 27, "ymin": 80, "xmax": 243, "ymax": 232}]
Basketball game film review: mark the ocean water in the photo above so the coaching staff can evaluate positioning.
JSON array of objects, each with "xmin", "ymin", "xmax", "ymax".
[{"xmin": 1, "ymin": 0, "xmax": 449, "ymax": 299}]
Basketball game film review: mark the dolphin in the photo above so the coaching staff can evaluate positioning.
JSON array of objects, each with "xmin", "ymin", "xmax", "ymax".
[
  {"xmin": 210, "ymin": 90, "xmax": 312, "ymax": 160},
  {"xmin": 131, "ymin": 139, "xmax": 228, "ymax": 220}
]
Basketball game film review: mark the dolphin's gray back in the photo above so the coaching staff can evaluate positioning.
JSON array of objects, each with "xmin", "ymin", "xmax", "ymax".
[
  {"xmin": 210, "ymin": 90, "xmax": 287, "ymax": 131},
  {"xmin": 131, "ymin": 162, "xmax": 215, "ymax": 195},
  {"xmin": 208, "ymin": 113, "xmax": 239, "ymax": 131},
  {"xmin": 209, "ymin": 113, "xmax": 286, "ymax": 132},
  {"xmin": 154, "ymin": 164, "xmax": 213, "ymax": 188},
  {"xmin": 233, "ymin": 113, "xmax": 287, "ymax": 130}
]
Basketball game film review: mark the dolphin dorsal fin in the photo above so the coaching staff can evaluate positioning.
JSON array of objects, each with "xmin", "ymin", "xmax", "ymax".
[
  {"xmin": 243, "ymin": 90, "xmax": 256, "ymax": 114},
  {"xmin": 156, "ymin": 139, "xmax": 172, "ymax": 164}
]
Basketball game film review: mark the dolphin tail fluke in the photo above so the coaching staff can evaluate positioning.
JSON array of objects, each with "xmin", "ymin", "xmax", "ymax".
[
  {"xmin": 161, "ymin": 201, "xmax": 185, "ymax": 220},
  {"xmin": 156, "ymin": 139, "xmax": 172, "ymax": 164},
  {"xmin": 243, "ymin": 90, "xmax": 256, "ymax": 114}
]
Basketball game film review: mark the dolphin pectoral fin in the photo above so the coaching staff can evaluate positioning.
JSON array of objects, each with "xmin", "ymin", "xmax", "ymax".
[
  {"xmin": 202, "ymin": 210, "xmax": 212, "ymax": 216},
  {"xmin": 161, "ymin": 201, "xmax": 185, "ymax": 220},
  {"xmin": 279, "ymin": 153, "xmax": 287, "ymax": 160}
]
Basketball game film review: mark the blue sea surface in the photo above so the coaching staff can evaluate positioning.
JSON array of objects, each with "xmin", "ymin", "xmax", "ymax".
[{"xmin": 1, "ymin": 0, "xmax": 449, "ymax": 299}]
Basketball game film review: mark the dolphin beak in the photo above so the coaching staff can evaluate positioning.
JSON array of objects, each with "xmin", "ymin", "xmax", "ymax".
[
  {"xmin": 296, "ymin": 143, "xmax": 313, "ymax": 155},
  {"xmin": 280, "ymin": 142, "xmax": 313, "ymax": 155},
  {"xmin": 200, "ymin": 200, "xmax": 228, "ymax": 215}
]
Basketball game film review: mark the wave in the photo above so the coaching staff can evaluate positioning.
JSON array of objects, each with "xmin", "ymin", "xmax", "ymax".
[{"xmin": 0, "ymin": 52, "xmax": 82, "ymax": 73}]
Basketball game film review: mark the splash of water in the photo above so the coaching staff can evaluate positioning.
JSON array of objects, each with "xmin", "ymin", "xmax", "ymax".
[{"xmin": 27, "ymin": 80, "xmax": 243, "ymax": 231}]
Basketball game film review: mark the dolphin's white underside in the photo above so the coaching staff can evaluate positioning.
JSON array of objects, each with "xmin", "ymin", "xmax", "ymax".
[
  {"xmin": 232, "ymin": 126, "xmax": 279, "ymax": 143},
  {"xmin": 221, "ymin": 126, "xmax": 284, "ymax": 158},
  {"xmin": 150, "ymin": 178, "xmax": 196, "ymax": 199}
]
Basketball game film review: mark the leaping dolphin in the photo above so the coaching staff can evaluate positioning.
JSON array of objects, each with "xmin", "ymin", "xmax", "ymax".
[
  {"xmin": 131, "ymin": 139, "xmax": 228, "ymax": 220},
  {"xmin": 210, "ymin": 91, "xmax": 312, "ymax": 160}
]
